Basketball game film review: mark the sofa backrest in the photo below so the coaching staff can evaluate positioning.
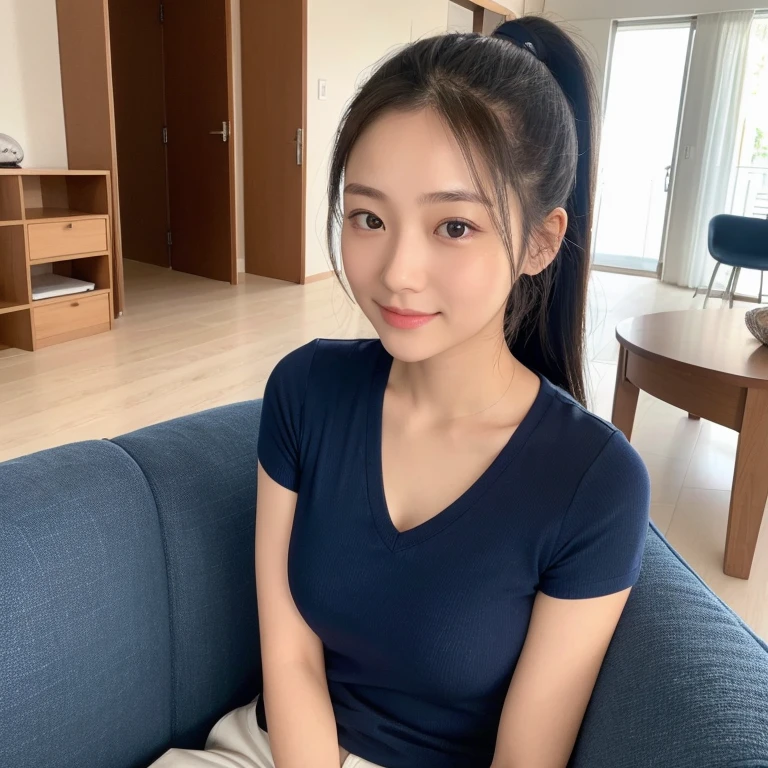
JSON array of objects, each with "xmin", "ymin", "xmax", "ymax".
[
  {"xmin": 111, "ymin": 402, "xmax": 263, "ymax": 753},
  {"xmin": 1, "ymin": 439, "xmax": 173, "ymax": 768},
  {"xmin": 2, "ymin": 401, "xmax": 768, "ymax": 768},
  {"xmin": 0, "ymin": 402, "xmax": 262, "ymax": 768}
]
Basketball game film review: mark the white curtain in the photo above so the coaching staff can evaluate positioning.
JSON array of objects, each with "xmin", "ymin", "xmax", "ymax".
[{"xmin": 663, "ymin": 11, "xmax": 754, "ymax": 289}]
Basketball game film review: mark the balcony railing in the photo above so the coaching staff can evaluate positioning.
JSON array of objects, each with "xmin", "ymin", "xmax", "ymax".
[{"xmin": 730, "ymin": 165, "xmax": 768, "ymax": 219}]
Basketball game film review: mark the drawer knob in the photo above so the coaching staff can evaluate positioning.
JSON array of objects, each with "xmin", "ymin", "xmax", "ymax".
[
  {"xmin": 65, "ymin": 223, "xmax": 74, "ymax": 229},
  {"xmin": 71, "ymin": 302, "xmax": 79, "ymax": 307}
]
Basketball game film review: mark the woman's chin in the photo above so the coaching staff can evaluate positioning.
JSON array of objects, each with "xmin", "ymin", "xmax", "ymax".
[{"xmin": 375, "ymin": 324, "xmax": 444, "ymax": 364}]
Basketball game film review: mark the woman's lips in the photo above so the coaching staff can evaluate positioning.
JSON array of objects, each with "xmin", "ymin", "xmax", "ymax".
[{"xmin": 378, "ymin": 304, "xmax": 439, "ymax": 330}]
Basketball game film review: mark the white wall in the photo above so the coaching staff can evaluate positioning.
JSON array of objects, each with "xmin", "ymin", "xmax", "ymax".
[
  {"xmin": 305, "ymin": 0, "xmax": 449, "ymax": 278},
  {"xmin": 0, "ymin": 0, "xmax": 68, "ymax": 168}
]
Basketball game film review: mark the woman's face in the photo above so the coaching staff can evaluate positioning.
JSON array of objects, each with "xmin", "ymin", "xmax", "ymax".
[{"xmin": 341, "ymin": 107, "xmax": 522, "ymax": 364}]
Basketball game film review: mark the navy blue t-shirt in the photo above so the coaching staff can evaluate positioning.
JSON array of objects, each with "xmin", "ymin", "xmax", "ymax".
[{"xmin": 256, "ymin": 338, "xmax": 650, "ymax": 768}]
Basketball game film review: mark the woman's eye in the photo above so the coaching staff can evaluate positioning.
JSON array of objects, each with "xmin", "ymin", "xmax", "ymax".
[
  {"xmin": 437, "ymin": 220, "xmax": 474, "ymax": 240},
  {"xmin": 351, "ymin": 212, "xmax": 384, "ymax": 231}
]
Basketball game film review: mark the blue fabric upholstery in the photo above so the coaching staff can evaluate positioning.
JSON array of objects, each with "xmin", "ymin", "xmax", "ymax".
[
  {"xmin": 572, "ymin": 524, "xmax": 768, "ymax": 767},
  {"xmin": 2, "ymin": 399, "xmax": 768, "ymax": 768},
  {"xmin": 0, "ymin": 441, "xmax": 171, "ymax": 768},
  {"xmin": 111, "ymin": 401, "xmax": 263, "ymax": 752}
]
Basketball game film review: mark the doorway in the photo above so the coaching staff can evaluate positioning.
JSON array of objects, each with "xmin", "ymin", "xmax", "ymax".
[
  {"xmin": 56, "ymin": 0, "xmax": 313, "ymax": 294},
  {"xmin": 593, "ymin": 21, "xmax": 695, "ymax": 275},
  {"xmin": 108, "ymin": 0, "xmax": 236, "ymax": 284},
  {"xmin": 240, "ymin": 1, "xmax": 307, "ymax": 283}
]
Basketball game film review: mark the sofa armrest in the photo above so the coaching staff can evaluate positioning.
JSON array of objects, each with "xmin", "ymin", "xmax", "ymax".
[{"xmin": 571, "ymin": 526, "xmax": 768, "ymax": 768}]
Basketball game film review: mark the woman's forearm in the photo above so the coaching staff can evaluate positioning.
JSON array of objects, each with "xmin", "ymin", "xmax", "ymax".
[{"xmin": 263, "ymin": 660, "xmax": 341, "ymax": 768}]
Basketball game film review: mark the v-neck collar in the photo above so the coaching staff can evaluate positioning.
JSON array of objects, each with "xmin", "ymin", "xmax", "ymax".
[{"xmin": 365, "ymin": 340, "xmax": 554, "ymax": 552}]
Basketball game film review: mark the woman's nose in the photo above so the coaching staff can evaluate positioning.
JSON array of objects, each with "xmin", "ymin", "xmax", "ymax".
[{"xmin": 379, "ymin": 231, "xmax": 428, "ymax": 294}]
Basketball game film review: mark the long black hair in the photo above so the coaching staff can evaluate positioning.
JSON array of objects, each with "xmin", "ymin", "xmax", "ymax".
[{"xmin": 326, "ymin": 17, "xmax": 597, "ymax": 405}]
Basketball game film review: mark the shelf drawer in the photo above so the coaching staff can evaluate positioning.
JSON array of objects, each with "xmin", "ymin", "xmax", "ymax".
[
  {"xmin": 28, "ymin": 218, "xmax": 108, "ymax": 261},
  {"xmin": 33, "ymin": 293, "xmax": 110, "ymax": 347}
]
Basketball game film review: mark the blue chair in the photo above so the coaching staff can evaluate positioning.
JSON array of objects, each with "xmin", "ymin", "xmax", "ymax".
[{"xmin": 701, "ymin": 213, "xmax": 768, "ymax": 308}]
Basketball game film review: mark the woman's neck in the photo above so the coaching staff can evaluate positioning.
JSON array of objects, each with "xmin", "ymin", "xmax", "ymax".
[{"xmin": 387, "ymin": 332, "xmax": 519, "ymax": 424}]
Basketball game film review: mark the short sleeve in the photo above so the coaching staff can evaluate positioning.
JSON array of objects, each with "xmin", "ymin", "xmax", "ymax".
[
  {"xmin": 257, "ymin": 340, "xmax": 318, "ymax": 492},
  {"xmin": 539, "ymin": 431, "xmax": 651, "ymax": 600}
]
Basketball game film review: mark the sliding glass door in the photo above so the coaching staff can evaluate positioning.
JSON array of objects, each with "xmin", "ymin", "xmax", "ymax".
[
  {"xmin": 727, "ymin": 16, "xmax": 768, "ymax": 298},
  {"xmin": 592, "ymin": 21, "xmax": 694, "ymax": 274},
  {"xmin": 730, "ymin": 16, "xmax": 768, "ymax": 220}
]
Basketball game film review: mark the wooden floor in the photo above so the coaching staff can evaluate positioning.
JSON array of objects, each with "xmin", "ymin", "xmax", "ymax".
[{"xmin": 2, "ymin": 259, "xmax": 768, "ymax": 639}]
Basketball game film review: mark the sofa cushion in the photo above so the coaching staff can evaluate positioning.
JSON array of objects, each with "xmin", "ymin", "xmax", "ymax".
[
  {"xmin": 572, "ymin": 525, "xmax": 768, "ymax": 768},
  {"xmin": 0, "ymin": 440, "xmax": 171, "ymax": 768},
  {"xmin": 111, "ymin": 400, "xmax": 263, "ymax": 753}
]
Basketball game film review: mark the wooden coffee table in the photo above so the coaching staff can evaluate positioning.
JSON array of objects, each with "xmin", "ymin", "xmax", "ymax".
[{"xmin": 613, "ymin": 309, "xmax": 768, "ymax": 580}]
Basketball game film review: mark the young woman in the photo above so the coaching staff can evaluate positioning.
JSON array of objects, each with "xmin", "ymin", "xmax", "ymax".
[{"xmin": 152, "ymin": 16, "xmax": 650, "ymax": 768}]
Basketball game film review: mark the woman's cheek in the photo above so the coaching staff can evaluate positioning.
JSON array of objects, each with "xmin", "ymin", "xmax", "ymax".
[
  {"xmin": 443, "ymin": 253, "xmax": 508, "ymax": 309},
  {"xmin": 340, "ymin": 236, "xmax": 367, "ymax": 292}
]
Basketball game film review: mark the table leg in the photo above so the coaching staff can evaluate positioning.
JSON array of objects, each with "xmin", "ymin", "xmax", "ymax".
[
  {"xmin": 724, "ymin": 387, "xmax": 768, "ymax": 579},
  {"xmin": 612, "ymin": 345, "xmax": 639, "ymax": 441}
]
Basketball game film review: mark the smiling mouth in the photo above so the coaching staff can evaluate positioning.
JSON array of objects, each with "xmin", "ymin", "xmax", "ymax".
[{"xmin": 377, "ymin": 303, "xmax": 440, "ymax": 330}]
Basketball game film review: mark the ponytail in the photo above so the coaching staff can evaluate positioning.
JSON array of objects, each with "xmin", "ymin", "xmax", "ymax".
[{"xmin": 496, "ymin": 18, "xmax": 598, "ymax": 406}]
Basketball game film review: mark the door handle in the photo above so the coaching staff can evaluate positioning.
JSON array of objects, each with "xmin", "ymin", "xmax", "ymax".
[
  {"xmin": 664, "ymin": 165, "xmax": 672, "ymax": 192},
  {"xmin": 209, "ymin": 121, "xmax": 230, "ymax": 143},
  {"xmin": 294, "ymin": 128, "xmax": 303, "ymax": 166}
]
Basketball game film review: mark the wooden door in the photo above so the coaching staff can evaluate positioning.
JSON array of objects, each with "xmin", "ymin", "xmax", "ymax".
[
  {"xmin": 163, "ymin": 0, "xmax": 236, "ymax": 283},
  {"xmin": 56, "ymin": 0, "xmax": 126, "ymax": 317},
  {"xmin": 109, "ymin": 0, "xmax": 170, "ymax": 269},
  {"xmin": 241, "ymin": 0, "xmax": 306, "ymax": 283}
]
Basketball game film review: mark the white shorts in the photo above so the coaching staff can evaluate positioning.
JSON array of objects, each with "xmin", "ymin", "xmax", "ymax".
[{"xmin": 149, "ymin": 698, "xmax": 386, "ymax": 768}]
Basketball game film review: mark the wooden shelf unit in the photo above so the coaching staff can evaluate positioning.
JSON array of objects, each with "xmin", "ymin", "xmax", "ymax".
[
  {"xmin": 0, "ymin": 301, "xmax": 30, "ymax": 315},
  {"xmin": 0, "ymin": 169, "xmax": 114, "ymax": 352},
  {"xmin": 26, "ymin": 208, "xmax": 97, "ymax": 221}
]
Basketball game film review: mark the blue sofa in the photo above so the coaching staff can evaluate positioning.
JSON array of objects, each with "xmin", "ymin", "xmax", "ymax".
[{"xmin": 2, "ymin": 401, "xmax": 768, "ymax": 768}]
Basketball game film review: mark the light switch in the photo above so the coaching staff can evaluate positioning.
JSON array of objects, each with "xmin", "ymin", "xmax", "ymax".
[{"xmin": 318, "ymin": 79, "xmax": 328, "ymax": 100}]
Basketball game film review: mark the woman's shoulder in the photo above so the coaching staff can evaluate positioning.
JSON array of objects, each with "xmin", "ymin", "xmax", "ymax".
[
  {"xmin": 538, "ymin": 376, "xmax": 646, "ymax": 482},
  {"xmin": 268, "ymin": 337, "xmax": 383, "ymax": 390},
  {"xmin": 536, "ymin": 378, "xmax": 651, "ymax": 600}
]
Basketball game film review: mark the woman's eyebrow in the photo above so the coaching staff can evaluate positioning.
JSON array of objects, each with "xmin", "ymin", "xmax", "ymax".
[
  {"xmin": 344, "ymin": 182, "xmax": 487, "ymax": 206},
  {"xmin": 344, "ymin": 182, "xmax": 388, "ymax": 201},
  {"xmin": 419, "ymin": 189, "xmax": 487, "ymax": 205}
]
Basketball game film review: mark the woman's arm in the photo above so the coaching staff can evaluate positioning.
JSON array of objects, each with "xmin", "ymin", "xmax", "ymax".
[
  {"xmin": 255, "ymin": 462, "xmax": 343, "ymax": 768},
  {"xmin": 491, "ymin": 589, "xmax": 631, "ymax": 768}
]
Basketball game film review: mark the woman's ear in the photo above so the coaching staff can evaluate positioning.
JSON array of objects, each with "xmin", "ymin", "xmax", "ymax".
[{"xmin": 521, "ymin": 207, "xmax": 568, "ymax": 276}]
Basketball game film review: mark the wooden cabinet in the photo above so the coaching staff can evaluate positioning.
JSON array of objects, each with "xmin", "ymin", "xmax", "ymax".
[
  {"xmin": 0, "ymin": 169, "xmax": 114, "ymax": 353},
  {"xmin": 33, "ymin": 293, "xmax": 111, "ymax": 348},
  {"xmin": 28, "ymin": 218, "xmax": 109, "ymax": 262}
]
